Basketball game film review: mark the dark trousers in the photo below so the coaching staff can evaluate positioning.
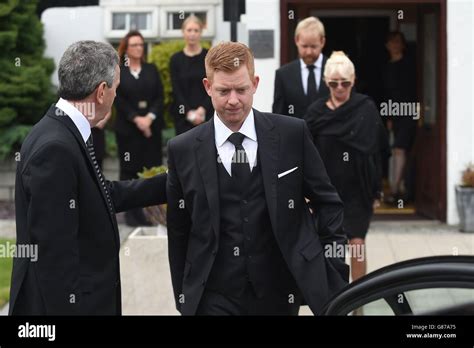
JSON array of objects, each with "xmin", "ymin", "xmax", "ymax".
[{"xmin": 196, "ymin": 282, "xmax": 302, "ymax": 316}]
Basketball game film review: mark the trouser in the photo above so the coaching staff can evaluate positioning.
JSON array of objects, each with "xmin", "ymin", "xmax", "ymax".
[{"xmin": 196, "ymin": 282, "xmax": 302, "ymax": 316}]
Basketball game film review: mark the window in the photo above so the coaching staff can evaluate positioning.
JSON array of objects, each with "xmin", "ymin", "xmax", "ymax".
[
  {"xmin": 105, "ymin": 8, "xmax": 158, "ymax": 39},
  {"xmin": 167, "ymin": 11, "xmax": 207, "ymax": 31},
  {"xmin": 160, "ymin": 6, "xmax": 215, "ymax": 38},
  {"xmin": 111, "ymin": 12, "xmax": 151, "ymax": 31}
]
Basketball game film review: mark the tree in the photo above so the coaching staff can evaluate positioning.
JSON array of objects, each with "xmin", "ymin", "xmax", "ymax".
[{"xmin": 0, "ymin": 0, "xmax": 55, "ymax": 159}]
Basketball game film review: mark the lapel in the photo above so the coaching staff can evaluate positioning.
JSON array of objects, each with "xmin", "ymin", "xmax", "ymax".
[
  {"xmin": 292, "ymin": 60, "xmax": 307, "ymax": 106},
  {"xmin": 47, "ymin": 106, "xmax": 120, "ymax": 246},
  {"xmin": 253, "ymin": 109, "xmax": 279, "ymax": 234},
  {"xmin": 194, "ymin": 120, "xmax": 220, "ymax": 241}
]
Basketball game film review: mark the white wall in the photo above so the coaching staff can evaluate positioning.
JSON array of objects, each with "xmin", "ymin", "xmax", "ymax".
[
  {"xmin": 242, "ymin": 0, "xmax": 280, "ymax": 112},
  {"xmin": 42, "ymin": 6, "xmax": 105, "ymax": 87},
  {"xmin": 212, "ymin": 0, "xmax": 280, "ymax": 112},
  {"xmin": 447, "ymin": 0, "xmax": 474, "ymax": 224}
]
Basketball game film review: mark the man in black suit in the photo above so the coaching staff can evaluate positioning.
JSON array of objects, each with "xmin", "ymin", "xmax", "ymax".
[
  {"xmin": 273, "ymin": 16, "xmax": 330, "ymax": 118},
  {"xmin": 167, "ymin": 41, "xmax": 348, "ymax": 316},
  {"xmin": 9, "ymin": 41, "xmax": 167, "ymax": 315}
]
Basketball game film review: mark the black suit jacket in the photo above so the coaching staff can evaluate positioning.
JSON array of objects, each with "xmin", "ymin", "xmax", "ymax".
[
  {"xmin": 167, "ymin": 109, "xmax": 349, "ymax": 315},
  {"xmin": 10, "ymin": 105, "xmax": 167, "ymax": 315},
  {"xmin": 273, "ymin": 57, "xmax": 329, "ymax": 118}
]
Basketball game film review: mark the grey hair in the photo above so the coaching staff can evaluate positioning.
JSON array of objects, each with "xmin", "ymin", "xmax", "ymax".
[{"xmin": 58, "ymin": 40, "xmax": 119, "ymax": 100}]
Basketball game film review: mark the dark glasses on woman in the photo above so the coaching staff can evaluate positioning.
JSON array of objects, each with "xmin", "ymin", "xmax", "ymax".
[{"xmin": 327, "ymin": 80, "xmax": 352, "ymax": 88}]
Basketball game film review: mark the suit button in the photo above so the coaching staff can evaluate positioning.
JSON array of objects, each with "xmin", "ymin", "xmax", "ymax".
[
  {"xmin": 243, "ymin": 217, "xmax": 249, "ymax": 223},
  {"xmin": 212, "ymin": 250, "xmax": 217, "ymax": 255},
  {"xmin": 242, "ymin": 200, "xmax": 248, "ymax": 204}
]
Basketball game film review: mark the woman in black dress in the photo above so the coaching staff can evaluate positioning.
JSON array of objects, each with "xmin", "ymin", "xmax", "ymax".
[
  {"xmin": 170, "ymin": 15, "xmax": 213, "ymax": 135},
  {"xmin": 382, "ymin": 31, "xmax": 417, "ymax": 203},
  {"xmin": 305, "ymin": 51, "xmax": 389, "ymax": 286},
  {"xmin": 115, "ymin": 30, "xmax": 164, "ymax": 226}
]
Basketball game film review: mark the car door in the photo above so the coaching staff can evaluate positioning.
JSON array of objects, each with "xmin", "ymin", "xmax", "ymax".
[{"xmin": 320, "ymin": 256, "xmax": 474, "ymax": 315}]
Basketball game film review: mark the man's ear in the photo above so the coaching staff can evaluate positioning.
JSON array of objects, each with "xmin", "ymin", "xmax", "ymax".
[
  {"xmin": 203, "ymin": 78, "xmax": 212, "ymax": 97},
  {"xmin": 320, "ymin": 36, "xmax": 326, "ymax": 49},
  {"xmin": 252, "ymin": 75, "xmax": 260, "ymax": 93},
  {"xmin": 96, "ymin": 82, "xmax": 107, "ymax": 104}
]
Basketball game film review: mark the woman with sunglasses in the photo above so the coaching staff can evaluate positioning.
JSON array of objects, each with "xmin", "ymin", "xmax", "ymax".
[{"xmin": 304, "ymin": 51, "xmax": 389, "ymax": 305}]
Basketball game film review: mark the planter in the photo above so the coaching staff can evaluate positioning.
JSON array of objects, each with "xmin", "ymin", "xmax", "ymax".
[{"xmin": 455, "ymin": 186, "xmax": 474, "ymax": 232}]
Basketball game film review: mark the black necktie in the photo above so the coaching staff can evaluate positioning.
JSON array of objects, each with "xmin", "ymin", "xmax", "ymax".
[
  {"xmin": 227, "ymin": 132, "xmax": 251, "ymax": 185},
  {"xmin": 86, "ymin": 136, "xmax": 114, "ymax": 213},
  {"xmin": 307, "ymin": 64, "xmax": 318, "ymax": 103}
]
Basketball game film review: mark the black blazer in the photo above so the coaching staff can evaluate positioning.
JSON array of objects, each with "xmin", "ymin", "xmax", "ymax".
[
  {"xmin": 114, "ymin": 63, "xmax": 165, "ymax": 136},
  {"xmin": 10, "ymin": 105, "xmax": 167, "ymax": 315},
  {"xmin": 170, "ymin": 49, "xmax": 213, "ymax": 135},
  {"xmin": 273, "ymin": 57, "xmax": 329, "ymax": 118},
  {"xmin": 166, "ymin": 109, "xmax": 349, "ymax": 315}
]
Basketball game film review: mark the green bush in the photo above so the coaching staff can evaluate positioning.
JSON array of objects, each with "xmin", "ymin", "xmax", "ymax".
[
  {"xmin": 148, "ymin": 40, "xmax": 211, "ymax": 129},
  {"xmin": 0, "ymin": 0, "xmax": 55, "ymax": 160},
  {"xmin": 0, "ymin": 238, "xmax": 14, "ymax": 308}
]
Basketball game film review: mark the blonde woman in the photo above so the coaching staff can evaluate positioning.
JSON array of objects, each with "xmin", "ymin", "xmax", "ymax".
[
  {"xmin": 170, "ymin": 15, "xmax": 213, "ymax": 135},
  {"xmin": 304, "ymin": 52, "xmax": 390, "ymax": 296}
]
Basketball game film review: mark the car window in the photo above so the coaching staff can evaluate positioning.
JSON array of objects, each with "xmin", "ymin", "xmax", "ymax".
[
  {"xmin": 351, "ymin": 298, "xmax": 395, "ymax": 316},
  {"xmin": 349, "ymin": 288, "xmax": 474, "ymax": 316},
  {"xmin": 405, "ymin": 288, "xmax": 474, "ymax": 314}
]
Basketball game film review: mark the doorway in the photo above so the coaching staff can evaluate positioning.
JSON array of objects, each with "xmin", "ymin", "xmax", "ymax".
[{"xmin": 280, "ymin": 0, "xmax": 447, "ymax": 221}]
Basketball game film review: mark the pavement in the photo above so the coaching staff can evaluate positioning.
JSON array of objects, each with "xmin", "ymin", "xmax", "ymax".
[{"xmin": 1, "ymin": 219, "xmax": 473, "ymax": 315}]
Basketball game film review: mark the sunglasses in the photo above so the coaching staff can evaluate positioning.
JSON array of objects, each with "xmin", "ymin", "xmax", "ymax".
[{"xmin": 327, "ymin": 80, "xmax": 352, "ymax": 88}]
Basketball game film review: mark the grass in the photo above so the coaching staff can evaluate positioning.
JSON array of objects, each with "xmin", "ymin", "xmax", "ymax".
[{"xmin": 0, "ymin": 238, "xmax": 14, "ymax": 308}]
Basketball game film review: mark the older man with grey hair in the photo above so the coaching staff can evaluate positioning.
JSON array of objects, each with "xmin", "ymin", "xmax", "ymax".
[{"xmin": 10, "ymin": 41, "xmax": 167, "ymax": 315}]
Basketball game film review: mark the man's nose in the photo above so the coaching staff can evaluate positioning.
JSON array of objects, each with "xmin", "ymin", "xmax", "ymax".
[{"xmin": 228, "ymin": 90, "xmax": 239, "ymax": 105}]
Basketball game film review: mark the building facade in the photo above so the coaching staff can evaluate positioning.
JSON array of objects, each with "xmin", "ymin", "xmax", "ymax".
[{"xmin": 40, "ymin": 0, "xmax": 473, "ymax": 225}]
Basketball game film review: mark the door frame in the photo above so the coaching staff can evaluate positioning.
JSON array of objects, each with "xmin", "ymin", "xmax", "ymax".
[{"xmin": 280, "ymin": 0, "xmax": 447, "ymax": 221}]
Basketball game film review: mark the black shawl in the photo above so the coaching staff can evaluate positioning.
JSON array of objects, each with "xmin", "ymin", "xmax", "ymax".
[{"xmin": 304, "ymin": 92, "xmax": 390, "ymax": 206}]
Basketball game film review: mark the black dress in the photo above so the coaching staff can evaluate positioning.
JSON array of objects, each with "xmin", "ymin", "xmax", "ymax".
[
  {"xmin": 170, "ymin": 49, "xmax": 213, "ymax": 135},
  {"xmin": 304, "ymin": 93, "xmax": 390, "ymax": 239},
  {"xmin": 382, "ymin": 56, "xmax": 417, "ymax": 150},
  {"xmin": 114, "ymin": 63, "xmax": 164, "ymax": 180}
]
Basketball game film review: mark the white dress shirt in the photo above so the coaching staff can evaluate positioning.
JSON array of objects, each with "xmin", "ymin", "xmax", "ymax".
[
  {"xmin": 300, "ymin": 53, "xmax": 323, "ymax": 95},
  {"xmin": 214, "ymin": 109, "xmax": 258, "ymax": 176},
  {"xmin": 56, "ymin": 98, "xmax": 91, "ymax": 144}
]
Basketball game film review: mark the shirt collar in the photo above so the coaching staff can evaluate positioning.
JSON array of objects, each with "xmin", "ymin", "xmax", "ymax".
[
  {"xmin": 300, "ymin": 53, "xmax": 323, "ymax": 70},
  {"xmin": 214, "ymin": 109, "xmax": 257, "ymax": 147},
  {"xmin": 55, "ymin": 98, "xmax": 91, "ymax": 144}
]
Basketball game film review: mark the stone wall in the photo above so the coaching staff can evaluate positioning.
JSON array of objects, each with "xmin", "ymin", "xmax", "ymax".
[{"xmin": 0, "ymin": 158, "xmax": 120, "ymax": 202}]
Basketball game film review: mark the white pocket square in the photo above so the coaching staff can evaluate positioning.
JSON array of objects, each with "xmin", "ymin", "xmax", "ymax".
[{"xmin": 278, "ymin": 166, "xmax": 298, "ymax": 179}]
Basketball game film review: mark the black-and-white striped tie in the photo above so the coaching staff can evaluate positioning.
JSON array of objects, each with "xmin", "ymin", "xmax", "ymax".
[{"xmin": 86, "ymin": 136, "xmax": 114, "ymax": 213}]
